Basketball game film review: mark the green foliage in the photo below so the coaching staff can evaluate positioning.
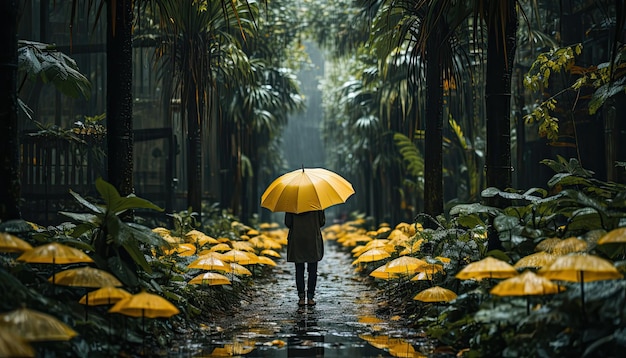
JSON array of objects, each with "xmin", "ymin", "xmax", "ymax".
[
  {"xmin": 59, "ymin": 177, "xmax": 167, "ymax": 286},
  {"xmin": 18, "ymin": 40, "xmax": 92, "ymax": 100}
]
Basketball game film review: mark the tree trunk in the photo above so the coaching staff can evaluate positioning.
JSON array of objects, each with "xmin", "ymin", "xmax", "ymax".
[
  {"xmin": 0, "ymin": 0, "xmax": 22, "ymax": 221},
  {"xmin": 423, "ymin": 20, "xmax": 444, "ymax": 223},
  {"xmin": 106, "ymin": 0, "xmax": 134, "ymax": 197},
  {"xmin": 485, "ymin": 0, "xmax": 518, "ymax": 250},
  {"xmin": 186, "ymin": 85, "xmax": 202, "ymax": 214}
]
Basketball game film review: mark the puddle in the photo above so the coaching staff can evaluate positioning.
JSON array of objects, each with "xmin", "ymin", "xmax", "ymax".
[{"xmin": 167, "ymin": 242, "xmax": 434, "ymax": 357}]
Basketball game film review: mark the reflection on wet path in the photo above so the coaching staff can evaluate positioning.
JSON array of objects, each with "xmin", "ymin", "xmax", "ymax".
[{"xmin": 172, "ymin": 240, "xmax": 431, "ymax": 357}]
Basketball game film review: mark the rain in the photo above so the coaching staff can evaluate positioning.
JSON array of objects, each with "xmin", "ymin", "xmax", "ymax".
[{"xmin": 2, "ymin": 1, "xmax": 626, "ymax": 358}]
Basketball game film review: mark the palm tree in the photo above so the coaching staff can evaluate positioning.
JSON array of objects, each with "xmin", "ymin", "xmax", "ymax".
[
  {"xmin": 152, "ymin": 0, "xmax": 257, "ymax": 215},
  {"xmin": 0, "ymin": 0, "xmax": 21, "ymax": 221}
]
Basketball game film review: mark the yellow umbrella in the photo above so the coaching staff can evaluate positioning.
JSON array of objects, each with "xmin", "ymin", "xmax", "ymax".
[
  {"xmin": 514, "ymin": 251, "xmax": 556, "ymax": 270},
  {"xmin": 0, "ymin": 232, "xmax": 32, "ymax": 253},
  {"xmin": 50, "ymin": 266, "xmax": 122, "ymax": 287},
  {"xmin": 370, "ymin": 263, "xmax": 402, "ymax": 280},
  {"xmin": 352, "ymin": 248, "xmax": 391, "ymax": 265},
  {"xmin": 163, "ymin": 243, "xmax": 196, "ymax": 256},
  {"xmin": 188, "ymin": 255, "xmax": 231, "ymax": 272},
  {"xmin": 79, "ymin": 286, "xmax": 132, "ymax": 306},
  {"xmin": 221, "ymin": 249, "xmax": 258, "ymax": 265},
  {"xmin": 260, "ymin": 167, "xmax": 355, "ymax": 214},
  {"xmin": 455, "ymin": 257, "xmax": 518, "ymax": 280},
  {"xmin": 413, "ymin": 286, "xmax": 457, "ymax": 303},
  {"xmin": 598, "ymin": 227, "xmax": 626, "ymax": 244},
  {"xmin": 260, "ymin": 249, "xmax": 281, "ymax": 258},
  {"xmin": 535, "ymin": 237, "xmax": 562, "ymax": 253},
  {"xmin": 109, "ymin": 291, "xmax": 179, "ymax": 318},
  {"xmin": 208, "ymin": 243, "xmax": 232, "ymax": 252},
  {"xmin": 184, "ymin": 230, "xmax": 218, "ymax": 247},
  {"xmin": 0, "ymin": 307, "xmax": 78, "ymax": 342},
  {"xmin": 17, "ymin": 242, "xmax": 93, "ymax": 265},
  {"xmin": 552, "ymin": 237, "xmax": 588, "ymax": 255},
  {"xmin": 231, "ymin": 241, "xmax": 255, "ymax": 252},
  {"xmin": 383, "ymin": 256, "xmax": 428, "ymax": 275},
  {"xmin": 228, "ymin": 263, "xmax": 253, "ymax": 276},
  {"xmin": 0, "ymin": 326, "xmax": 35, "ymax": 357},
  {"xmin": 256, "ymin": 255, "xmax": 277, "ymax": 267},
  {"xmin": 491, "ymin": 270, "xmax": 563, "ymax": 314},
  {"xmin": 539, "ymin": 253, "xmax": 623, "ymax": 317},
  {"xmin": 188, "ymin": 272, "xmax": 231, "ymax": 286}
]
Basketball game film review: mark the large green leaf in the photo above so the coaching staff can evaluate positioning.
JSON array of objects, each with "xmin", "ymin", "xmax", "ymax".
[
  {"xmin": 68, "ymin": 189, "xmax": 105, "ymax": 214},
  {"xmin": 18, "ymin": 40, "xmax": 92, "ymax": 99},
  {"xmin": 95, "ymin": 177, "xmax": 163, "ymax": 213}
]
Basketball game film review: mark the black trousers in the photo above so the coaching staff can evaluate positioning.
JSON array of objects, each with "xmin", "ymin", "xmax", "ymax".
[{"xmin": 295, "ymin": 262, "xmax": 318, "ymax": 299}]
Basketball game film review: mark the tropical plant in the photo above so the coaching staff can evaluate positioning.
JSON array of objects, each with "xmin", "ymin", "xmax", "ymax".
[{"xmin": 59, "ymin": 177, "xmax": 168, "ymax": 286}]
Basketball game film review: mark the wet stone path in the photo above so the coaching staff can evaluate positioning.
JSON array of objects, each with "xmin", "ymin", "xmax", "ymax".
[{"xmin": 170, "ymin": 241, "xmax": 432, "ymax": 357}]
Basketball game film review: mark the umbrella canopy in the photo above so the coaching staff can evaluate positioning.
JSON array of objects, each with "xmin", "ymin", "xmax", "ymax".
[
  {"xmin": 552, "ymin": 237, "xmax": 588, "ymax": 255},
  {"xmin": 188, "ymin": 255, "xmax": 231, "ymax": 272},
  {"xmin": 369, "ymin": 263, "xmax": 401, "ymax": 280},
  {"xmin": 260, "ymin": 249, "xmax": 281, "ymax": 258},
  {"xmin": 538, "ymin": 254, "xmax": 623, "ymax": 282},
  {"xmin": 0, "ymin": 233, "xmax": 33, "ymax": 253},
  {"xmin": 491, "ymin": 270, "xmax": 561, "ymax": 296},
  {"xmin": 598, "ymin": 227, "xmax": 626, "ymax": 244},
  {"xmin": 109, "ymin": 291, "xmax": 180, "ymax": 318},
  {"xmin": 79, "ymin": 286, "xmax": 132, "ymax": 306},
  {"xmin": 0, "ymin": 326, "xmax": 35, "ymax": 357},
  {"xmin": 50, "ymin": 266, "xmax": 122, "ymax": 287},
  {"xmin": 260, "ymin": 167, "xmax": 355, "ymax": 214},
  {"xmin": 17, "ymin": 242, "xmax": 93, "ymax": 265},
  {"xmin": 535, "ymin": 238, "xmax": 561, "ymax": 253},
  {"xmin": 188, "ymin": 272, "xmax": 232, "ymax": 286},
  {"xmin": 514, "ymin": 251, "xmax": 556, "ymax": 270},
  {"xmin": 221, "ymin": 249, "xmax": 258, "ymax": 265},
  {"xmin": 352, "ymin": 248, "xmax": 391, "ymax": 265},
  {"xmin": 0, "ymin": 307, "xmax": 78, "ymax": 342},
  {"xmin": 383, "ymin": 256, "xmax": 428, "ymax": 275},
  {"xmin": 455, "ymin": 257, "xmax": 518, "ymax": 280},
  {"xmin": 256, "ymin": 256, "xmax": 277, "ymax": 266},
  {"xmin": 228, "ymin": 263, "xmax": 253, "ymax": 276},
  {"xmin": 539, "ymin": 253, "xmax": 623, "ymax": 318},
  {"xmin": 413, "ymin": 286, "xmax": 457, "ymax": 303}
]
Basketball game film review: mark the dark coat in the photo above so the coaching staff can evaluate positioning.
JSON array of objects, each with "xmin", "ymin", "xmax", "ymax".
[{"xmin": 285, "ymin": 210, "xmax": 325, "ymax": 263}]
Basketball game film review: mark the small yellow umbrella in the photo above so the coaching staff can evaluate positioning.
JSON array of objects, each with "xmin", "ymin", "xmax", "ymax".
[
  {"xmin": 413, "ymin": 286, "xmax": 457, "ymax": 303},
  {"xmin": 163, "ymin": 243, "xmax": 196, "ymax": 256},
  {"xmin": 535, "ymin": 237, "xmax": 562, "ymax": 253},
  {"xmin": 50, "ymin": 266, "xmax": 122, "ymax": 287},
  {"xmin": 79, "ymin": 286, "xmax": 132, "ymax": 306},
  {"xmin": 231, "ymin": 241, "xmax": 255, "ymax": 252},
  {"xmin": 188, "ymin": 255, "xmax": 231, "ymax": 272},
  {"xmin": 221, "ymin": 249, "xmax": 258, "ymax": 265},
  {"xmin": 0, "ymin": 326, "xmax": 35, "ymax": 357},
  {"xmin": 209, "ymin": 243, "xmax": 233, "ymax": 252},
  {"xmin": 514, "ymin": 251, "xmax": 556, "ymax": 270},
  {"xmin": 184, "ymin": 230, "xmax": 218, "ymax": 247},
  {"xmin": 0, "ymin": 307, "xmax": 78, "ymax": 342},
  {"xmin": 552, "ymin": 237, "xmax": 588, "ymax": 255},
  {"xmin": 260, "ymin": 167, "xmax": 355, "ymax": 214},
  {"xmin": 228, "ymin": 263, "xmax": 253, "ymax": 276},
  {"xmin": 256, "ymin": 255, "xmax": 277, "ymax": 267},
  {"xmin": 0, "ymin": 232, "xmax": 32, "ymax": 253},
  {"xmin": 188, "ymin": 272, "xmax": 232, "ymax": 286},
  {"xmin": 370, "ymin": 263, "xmax": 402, "ymax": 280},
  {"xmin": 17, "ymin": 242, "xmax": 93, "ymax": 265},
  {"xmin": 455, "ymin": 257, "xmax": 518, "ymax": 280},
  {"xmin": 352, "ymin": 248, "xmax": 391, "ymax": 265},
  {"xmin": 490, "ymin": 270, "xmax": 563, "ymax": 314},
  {"xmin": 598, "ymin": 227, "xmax": 626, "ymax": 244},
  {"xmin": 382, "ymin": 256, "xmax": 428, "ymax": 275},
  {"xmin": 260, "ymin": 249, "xmax": 281, "ymax": 258},
  {"xmin": 539, "ymin": 253, "xmax": 623, "ymax": 317},
  {"xmin": 17, "ymin": 242, "xmax": 94, "ymax": 284}
]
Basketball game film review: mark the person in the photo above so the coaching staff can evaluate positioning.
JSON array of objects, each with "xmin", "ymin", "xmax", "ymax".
[{"xmin": 285, "ymin": 210, "xmax": 325, "ymax": 306}]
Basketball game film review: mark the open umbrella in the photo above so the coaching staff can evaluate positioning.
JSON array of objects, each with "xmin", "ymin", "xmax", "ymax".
[
  {"xmin": 490, "ymin": 270, "xmax": 562, "ymax": 314},
  {"xmin": 538, "ymin": 253, "xmax": 623, "ymax": 318},
  {"xmin": 261, "ymin": 167, "xmax": 355, "ymax": 214},
  {"xmin": 455, "ymin": 257, "xmax": 518, "ymax": 280},
  {"xmin": 413, "ymin": 286, "xmax": 457, "ymax": 303},
  {"xmin": 514, "ymin": 251, "xmax": 556, "ymax": 270},
  {"xmin": 17, "ymin": 242, "xmax": 93, "ymax": 284},
  {"xmin": 109, "ymin": 290, "xmax": 179, "ymax": 354},
  {"xmin": 221, "ymin": 249, "xmax": 258, "ymax": 265},
  {"xmin": 552, "ymin": 237, "xmax": 588, "ymax": 255},
  {"xmin": 0, "ymin": 326, "xmax": 35, "ymax": 357},
  {"xmin": 50, "ymin": 266, "xmax": 122, "ymax": 287},
  {"xmin": 0, "ymin": 232, "xmax": 32, "ymax": 253},
  {"xmin": 382, "ymin": 256, "xmax": 428, "ymax": 275},
  {"xmin": 352, "ymin": 248, "xmax": 391, "ymax": 265},
  {"xmin": 79, "ymin": 286, "xmax": 131, "ymax": 306},
  {"xmin": 0, "ymin": 307, "xmax": 78, "ymax": 342},
  {"xmin": 188, "ymin": 272, "xmax": 232, "ymax": 286},
  {"xmin": 188, "ymin": 255, "xmax": 231, "ymax": 272}
]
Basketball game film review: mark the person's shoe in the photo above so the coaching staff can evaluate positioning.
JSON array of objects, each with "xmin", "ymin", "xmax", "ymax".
[
  {"xmin": 298, "ymin": 296, "xmax": 306, "ymax": 306},
  {"xmin": 306, "ymin": 298, "xmax": 316, "ymax": 306}
]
